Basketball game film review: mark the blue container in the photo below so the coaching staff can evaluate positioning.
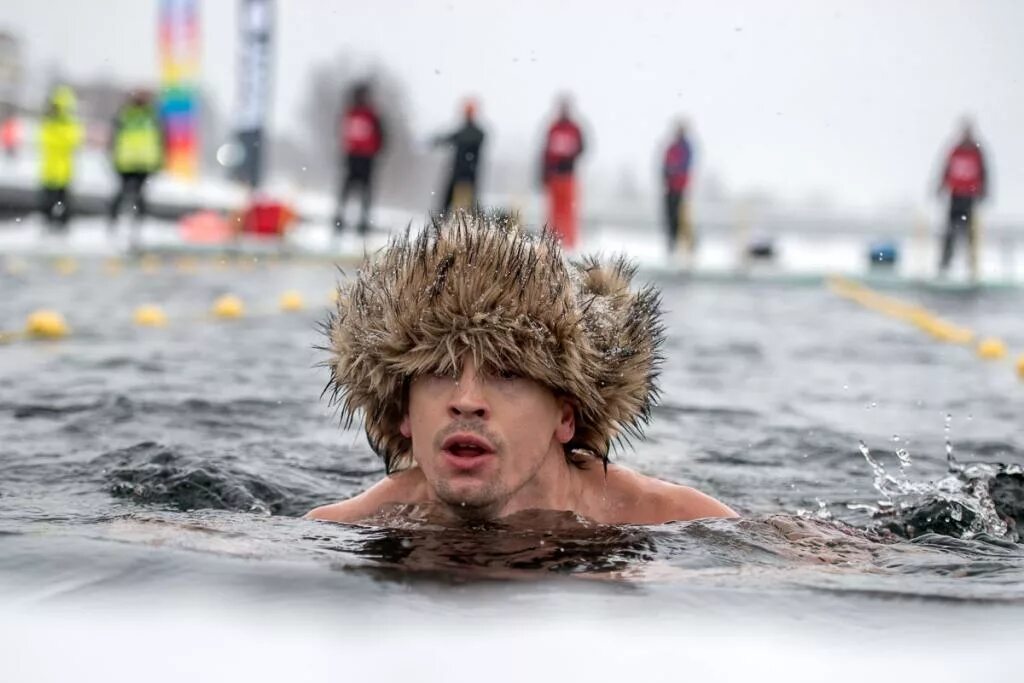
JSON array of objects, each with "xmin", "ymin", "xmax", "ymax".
[{"xmin": 869, "ymin": 240, "xmax": 899, "ymax": 266}]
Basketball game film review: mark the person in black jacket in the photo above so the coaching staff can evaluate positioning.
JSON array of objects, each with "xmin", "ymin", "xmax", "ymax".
[{"xmin": 432, "ymin": 99, "xmax": 485, "ymax": 214}]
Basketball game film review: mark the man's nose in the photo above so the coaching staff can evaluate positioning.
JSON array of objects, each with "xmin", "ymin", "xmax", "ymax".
[{"xmin": 448, "ymin": 369, "xmax": 490, "ymax": 420}]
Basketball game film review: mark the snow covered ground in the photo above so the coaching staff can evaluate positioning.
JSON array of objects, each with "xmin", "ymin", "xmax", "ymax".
[{"xmin": 3, "ymin": 211, "xmax": 1022, "ymax": 286}]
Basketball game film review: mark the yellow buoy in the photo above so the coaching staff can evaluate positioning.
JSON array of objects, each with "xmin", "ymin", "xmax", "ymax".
[
  {"xmin": 25, "ymin": 310, "xmax": 69, "ymax": 339},
  {"xmin": 279, "ymin": 290, "xmax": 305, "ymax": 312},
  {"xmin": 54, "ymin": 257, "xmax": 78, "ymax": 276},
  {"xmin": 1016, "ymin": 354, "xmax": 1024, "ymax": 380},
  {"xmin": 139, "ymin": 254, "xmax": 161, "ymax": 274},
  {"xmin": 212, "ymin": 294, "xmax": 245, "ymax": 319},
  {"xmin": 133, "ymin": 305, "xmax": 168, "ymax": 327},
  {"xmin": 977, "ymin": 337, "xmax": 1007, "ymax": 360}
]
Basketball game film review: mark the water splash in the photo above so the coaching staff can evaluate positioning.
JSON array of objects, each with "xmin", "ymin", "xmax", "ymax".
[
  {"xmin": 895, "ymin": 448, "xmax": 912, "ymax": 471},
  {"xmin": 857, "ymin": 440, "xmax": 932, "ymax": 504},
  {"xmin": 854, "ymin": 433, "xmax": 1009, "ymax": 541},
  {"xmin": 796, "ymin": 498, "xmax": 833, "ymax": 521}
]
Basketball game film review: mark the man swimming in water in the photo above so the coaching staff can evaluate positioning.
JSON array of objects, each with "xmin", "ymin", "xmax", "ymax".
[{"xmin": 307, "ymin": 212, "xmax": 736, "ymax": 525}]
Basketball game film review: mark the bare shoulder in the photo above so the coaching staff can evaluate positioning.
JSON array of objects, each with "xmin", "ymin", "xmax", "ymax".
[
  {"xmin": 304, "ymin": 468, "xmax": 425, "ymax": 524},
  {"xmin": 597, "ymin": 464, "xmax": 738, "ymax": 524}
]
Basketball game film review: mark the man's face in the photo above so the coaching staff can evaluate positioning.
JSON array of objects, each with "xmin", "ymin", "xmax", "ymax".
[{"xmin": 399, "ymin": 357, "xmax": 575, "ymax": 518}]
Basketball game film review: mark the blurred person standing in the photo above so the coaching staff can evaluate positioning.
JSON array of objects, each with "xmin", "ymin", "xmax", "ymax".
[
  {"xmin": 108, "ymin": 91, "xmax": 163, "ymax": 236},
  {"xmin": 663, "ymin": 120, "xmax": 694, "ymax": 258},
  {"xmin": 432, "ymin": 99, "xmax": 485, "ymax": 214},
  {"xmin": 334, "ymin": 82, "xmax": 385, "ymax": 237},
  {"xmin": 540, "ymin": 96, "xmax": 585, "ymax": 250},
  {"xmin": 936, "ymin": 118, "xmax": 988, "ymax": 279},
  {"xmin": 38, "ymin": 86, "xmax": 83, "ymax": 230}
]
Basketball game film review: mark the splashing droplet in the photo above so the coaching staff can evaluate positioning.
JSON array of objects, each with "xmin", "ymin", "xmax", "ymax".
[
  {"xmin": 945, "ymin": 413, "xmax": 960, "ymax": 473},
  {"xmin": 895, "ymin": 448, "xmax": 911, "ymax": 467}
]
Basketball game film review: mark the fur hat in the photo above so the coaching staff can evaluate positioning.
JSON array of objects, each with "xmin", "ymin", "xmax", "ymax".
[{"xmin": 325, "ymin": 212, "xmax": 664, "ymax": 472}]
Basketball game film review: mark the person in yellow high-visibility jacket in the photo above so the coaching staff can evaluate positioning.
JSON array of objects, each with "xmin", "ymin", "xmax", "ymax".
[
  {"xmin": 108, "ymin": 91, "xmax": 163, "ymax": 237},
  {"xmin": 39, "ymin": 86, "xmax": 84, "ymax": 229}
]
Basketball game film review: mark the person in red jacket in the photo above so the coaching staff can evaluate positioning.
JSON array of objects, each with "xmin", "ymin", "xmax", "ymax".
[
  {"xmin": 334, "ymin": 82, "xmax": 385, "ymax": 237},
  {"xmin": 936, "ymin": 119, "xmax": 988, "ymax": 277},
  {"xmin": 663, "ymin": 120, "xmax": 694, "ymax": 257},
  {"xmin": 540, "ymin": 96, "xmax": 585, "ymax": 249}
]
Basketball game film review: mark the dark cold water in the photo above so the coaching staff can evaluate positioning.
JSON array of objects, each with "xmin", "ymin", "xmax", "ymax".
[{"xmin": 2, "ymin": 254, "xmax": 1024, "ymax": 676}]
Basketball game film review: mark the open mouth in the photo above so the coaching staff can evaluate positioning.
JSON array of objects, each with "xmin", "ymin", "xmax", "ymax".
[{"xmin": 441, "ymin": 433, "xmax": 496, "ymax": 467}]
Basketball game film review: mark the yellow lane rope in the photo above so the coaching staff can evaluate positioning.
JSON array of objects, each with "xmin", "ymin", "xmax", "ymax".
[
  {"xmin": 0, "ymin": 291, "xmax": 336, "ymax": 346},
  {"xmin": 827, "ymin": 276, "xmax": 1023, "ymax": 380}
]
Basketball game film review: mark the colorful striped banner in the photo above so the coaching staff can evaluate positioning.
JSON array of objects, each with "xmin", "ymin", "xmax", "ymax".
[{"xmin": 158, "ymin": 0, "xmax": 200, "ymax": 180}]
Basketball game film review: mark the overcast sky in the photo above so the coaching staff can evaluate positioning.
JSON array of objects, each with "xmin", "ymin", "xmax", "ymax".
[{"xmin": 4, "ymin": 0, "xmax": 1023, "ymax": 217}]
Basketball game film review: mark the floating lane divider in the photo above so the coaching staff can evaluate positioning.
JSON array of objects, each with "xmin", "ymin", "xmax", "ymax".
[
  {"xmin": 1, "ymin": 290, "xmax": 337, "ymax": 345},
  {"xmin": 5, "ymin": 252, "xmax": 359, "ymax": 277},
  {"xmin": 827, "ymin": 276, "xmax": 1024, "ymax": 380}
]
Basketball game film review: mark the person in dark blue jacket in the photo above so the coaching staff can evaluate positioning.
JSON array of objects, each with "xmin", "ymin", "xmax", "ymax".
[{"xmin": 662, "ymin": 121, "xmax": 694, "ymax": 255}]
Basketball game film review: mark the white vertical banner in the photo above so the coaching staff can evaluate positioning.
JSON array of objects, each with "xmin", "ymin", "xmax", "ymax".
[{"xmin": 235, "ymin": 0, "xmax": 274, "ymax": 186}]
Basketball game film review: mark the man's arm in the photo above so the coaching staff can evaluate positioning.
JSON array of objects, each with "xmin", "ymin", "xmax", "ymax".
[
  {"xmin": 305, "ymin": 470, "xmax": 420, "ymax": 524},
  {"xmin": 305, "ymin": 493, "xmax": 379, "ymax": 524},
  {"xmin": 431, "ymin": 129, "xmax": 456, "ymax": 147},
  {"xmin": 659, "ymin": 484, "xmax": 738, "ymax": 521},
  {"xmin": 604, "ymin": 466, "xmax": 738, "ymax": 524}
]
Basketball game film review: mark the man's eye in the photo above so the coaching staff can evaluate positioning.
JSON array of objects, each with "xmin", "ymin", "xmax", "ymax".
[{"xmin": 496, "ymin": 369, "xmax": 521, "ymax": 381}]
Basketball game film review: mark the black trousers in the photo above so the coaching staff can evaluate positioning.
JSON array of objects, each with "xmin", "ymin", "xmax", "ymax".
[
  {"xmin": 109, "ymin": 172, "xmax": 150, "ymax": 223},
  {"xmin": 939, "ymin": 195, "xmax": 976, "ymax": 271},
  {"xmin": 40, "ymin": 186, "xmax": 70, "ymax": 229},
  {"xmin": 335, "ymin": 156, "xmax": 374, "ymax": 235},
  {"xmin": 664, "ymin": 189, "xmax": 693, "ymax": 254}
]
